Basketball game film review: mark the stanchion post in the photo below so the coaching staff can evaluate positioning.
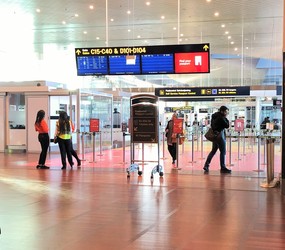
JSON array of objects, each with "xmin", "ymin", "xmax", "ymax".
[
  {"xmin": 227, "ymin": 133, "xmax": 234, "ymax": 167},
  {"xmin": 162, "ymin": 132, "xmax": 166, "ymax": 159},
  {"xmin": 258, "ymin": 135, "xmax": 261, "ymax": 171},
  {"xmin": 123, "ymin": 132, "xmax": 126, "ymax": 164},
  {"xmin": 182, "ymin": 136, "xmax": 185, "ymax": 154},
  {"xmin": 253, "ymin": 135, "xmax": 263, "ymax": 173},
  {"xmin": 237, "ymin": 132, "xmax": 241, "ymax": 160},
  {"xmin": 263, "ymin": 136, "xmax": 267, "ymax": 165},
  {"xmin": 243, "ymin": 131, "xmax": 246, "ymax": 156},
  {"xmin": 81, "ymin": 132, "xmax": 86, "ymax": 161},
  {"xmin": 267, "ymin": 138, "xmax": 275, "ymax": 184},
  {"xmin": 90, "ymin": 132, "xmax": 96, "ymax": 163},
  {"xmin": 189, "ymin": 133, "xmax": 196, "ymax": 164},
  {"xmin": 174, "ymin": 135, "xmax": 181, "ymax": 169},
  {"xmin": 97, "ymin": 131, "xmax": 103, "ymax": 156},
  {"xmin": 200, "ymin": 130, "xmax": 204, "ymax": 159},
  {"xmin": 142, "ymin": 143, "xmax": 144, "ymax": 164},
  {"xmin": 196, "ymin": 128, "xmax": 199, "ymax": 151}
]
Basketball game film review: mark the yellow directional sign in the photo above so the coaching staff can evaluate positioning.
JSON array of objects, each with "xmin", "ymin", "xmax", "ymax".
[{"xmin": 76, "ymin": 49, "xmax": 81, "ymax": 55}]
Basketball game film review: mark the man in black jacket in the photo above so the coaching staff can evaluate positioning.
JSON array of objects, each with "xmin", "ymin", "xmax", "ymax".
[{"xmin": 203, "ymin": 106, "xmax": 232, "ymax": 174}]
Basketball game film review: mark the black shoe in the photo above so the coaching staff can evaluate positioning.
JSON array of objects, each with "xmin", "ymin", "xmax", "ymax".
[
  {"xmin": 77, "ymin": 160, "xmax": 81, "ymax": 167},
  {"xmin": 61, "ymin": 166, "xmax": 66, "ymax": 170},
  {"xmin": 220, "ymin": 168, "xmax": 231, "ymax": 174},
  {"xmin": 172, "ymin": 160, "xmax": 175, "ymax": 164},
  {"xmin": 203, "ymin": 166, "xmax": 209, "ymax": 173},
  {"xmin": 40, "ymin": 165, "xmax": 50, "ymax": 169},
  {"xmin": 36, "ymin": 165, "xmax": 41, "ymax": 169}
]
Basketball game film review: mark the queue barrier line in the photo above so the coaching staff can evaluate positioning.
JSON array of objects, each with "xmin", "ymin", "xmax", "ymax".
[{"xmin": 75, "ymin": 130, "xmax": 281, "ymax": 184}]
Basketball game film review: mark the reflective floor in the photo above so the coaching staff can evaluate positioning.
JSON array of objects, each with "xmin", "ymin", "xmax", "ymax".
[{"xmin": 0, "ymin": 147, "xmax": 284, "ymax": 250}]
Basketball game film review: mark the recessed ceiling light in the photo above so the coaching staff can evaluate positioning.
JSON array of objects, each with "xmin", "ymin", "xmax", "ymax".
[
  {"xmin": 173, "ymin": 27, "xmax": 177, "ymax": 30},
  {"xmin": 246, "ymin": 47, "xmax": 249, "ymax": 49},
  {"xmin": 221, "ymin": 24, "xmax": 225, "ymax": 28},
  {"xmin": 128, "ymin": 29, "xmax": 131, "ymax": 32},
  {"xmin": 127, "ymin": 10, "xmax": 131, "ymax": 14},
  {"xmin": 89, "ymin": 5, "xmax": 94, "ymax": 10},
  {"xmin": 161, "ymin": 15, "xmax": 165, "ymax": 19},
  {"xmin": 179, "ymin": 38, "xmax": 183, "ymax": 42},
  {"xmin": 36, "ymin": 9, "xmax": 41, "ymax": 13},
  {"xmin": 96, "ymin": 37, "xmax": 100, "ymax": 40},
  {"xmin": 234, "ymin": 48, "xmax": 238, "ymax": 51},
  {"xmin": 146, "ymin": 2, "xmax": 151, "ymax": 5},
  {"xmin": 225, "ymin": 31, "xmax": 229, "ymax": 35},
  {"xmin": 231, "ymin": 41, "xmax": 234, "ymax": 44},
  {"xmin": 144, "ymin": 40, "xmax": 148, "ymax": 43},
  {"xmin": 214, "ymin": 12, "xmax": 219, "ymax": 17},
  {"xmin": 137, "ymin": 35, "xmax": 141, "ymax": 38},
  {"xmin": 110, "ymin": 18, "xmax": 114, "ymax": 22},
  {"xmin": 228, "ymin": 36, "xmax": 231, "ymax": 39},
  {"xmin": 180, "ymin": 34, "xmax": 184, "ymax": 37},
  {"xmin": 62, "ymin": 21, "xmax": 66, "ymax": 25},
  {"xmin": 75, "ymin": 14, "xmax": 79, "ymax": 17},
  {"xmin": 206, "ymin": 0, "xmax": 212, "ymax": 2},
  {"xmin": 83, "ymin": 31, "xmax": 87, "ymax": 34}
]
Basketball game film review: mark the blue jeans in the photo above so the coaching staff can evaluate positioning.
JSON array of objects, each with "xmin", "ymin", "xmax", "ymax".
[{"xmin": 204, "ymin": 135, "xmax": 226, "ymax": 169}]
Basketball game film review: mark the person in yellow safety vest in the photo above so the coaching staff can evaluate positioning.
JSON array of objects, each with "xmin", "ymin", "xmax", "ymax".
[{"xmin": 54, "ymin": 111, "xmax": 73, "ymax": 170}]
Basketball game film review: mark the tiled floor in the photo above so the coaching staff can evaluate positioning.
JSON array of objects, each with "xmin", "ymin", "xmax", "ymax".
[{"xmin": 0, "ymin": 143, "xmax": 284, "ymax": 250}]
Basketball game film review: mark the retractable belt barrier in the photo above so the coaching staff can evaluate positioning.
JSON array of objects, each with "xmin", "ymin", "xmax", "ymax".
[
  {"xmin": 76, "ymin": 131, "xmax": 106, "ymax": 164},
  {"xmin": 227, "ymin": 134, "xmax": 280, "ymax": 187},
  {"xmin": 70, "ymin": 130, "xmax": 281, "ymax": 184}
]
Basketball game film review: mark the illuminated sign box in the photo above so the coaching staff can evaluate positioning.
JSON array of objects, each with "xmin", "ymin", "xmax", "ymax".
[
  {"xmin": 155, "ymin": 87, "xmax": 250, "ymax": 97},
  {"xmin": 75, "ymin": 43, "xmax": 210, "ymax": 76}
]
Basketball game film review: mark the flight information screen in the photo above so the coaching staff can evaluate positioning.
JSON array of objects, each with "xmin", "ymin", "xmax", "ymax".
[
  {"xmin": 76, "ymin": 56, "xmax": 108, "ymax": 75},
  {"xmin": 109, "ymin": 55, "xmax": 141, "ymax": 75},
  {"xmin": 75, "ymin": 44, "xmax": 210, "ymax": 76},
  {"xmin": 141, "ymin": 54, "xmax": 174, "ymax": 74}
]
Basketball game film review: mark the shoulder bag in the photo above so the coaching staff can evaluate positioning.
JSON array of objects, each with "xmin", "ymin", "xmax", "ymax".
[{"xmin": 205, "ymin": 128, "xmax": 221, "ymax": 142}]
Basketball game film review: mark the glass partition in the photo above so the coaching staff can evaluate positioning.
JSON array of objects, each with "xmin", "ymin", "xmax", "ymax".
[
  {"xmin": 121, "ymin": 97, "xmax": 130, "ymax": 125},
  {"xmin": 80, "ymin": 92, "xmax": 113, "ymax": 151}
]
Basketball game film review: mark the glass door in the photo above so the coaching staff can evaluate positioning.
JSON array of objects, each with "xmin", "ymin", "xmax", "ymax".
[{"xmin": 7, "ymin": 93, "xmax": 26, "ymax": 152}]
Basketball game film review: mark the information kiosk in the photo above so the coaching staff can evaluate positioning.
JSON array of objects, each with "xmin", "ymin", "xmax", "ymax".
[{"xmin": 126, "ymin": 94, "xmax": 163, "ymax": 178}]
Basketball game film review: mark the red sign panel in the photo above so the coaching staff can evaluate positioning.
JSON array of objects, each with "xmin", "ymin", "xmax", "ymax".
[
  {"xmin": 234, "ymin": 119, "xmax": 244, "ymax": 132},
  {"xmin": 89, "ymin": 118, "xmax": 100, "ymax": 132},
  {"xmin": 174, "ymin": 52, "xmax": 209, "ymax": 73},
  {"xmin": 173, "ymin": 118, "xmax": 184, "ymax": 134}
]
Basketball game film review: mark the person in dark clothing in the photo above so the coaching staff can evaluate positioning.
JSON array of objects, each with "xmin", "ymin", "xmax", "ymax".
[
  {"xmin": 203, "ymin": 106, "xmax": 232, "ymax": 174},
  {"xmin": 35, "ymin": 110, "xmax": 50, "ymax": 169},
  {"xmin": 165, "ymin": 113, "xmax": 178, "ymax": 165},
  {"xmin": 260, "ymin": 117, "xmax": 270, "ymax": 130}
]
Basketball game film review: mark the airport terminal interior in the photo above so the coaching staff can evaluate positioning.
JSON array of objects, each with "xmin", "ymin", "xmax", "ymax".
[{"xmin": 0, "ymin": 0, "xmax": 285, "ymax": 249}]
